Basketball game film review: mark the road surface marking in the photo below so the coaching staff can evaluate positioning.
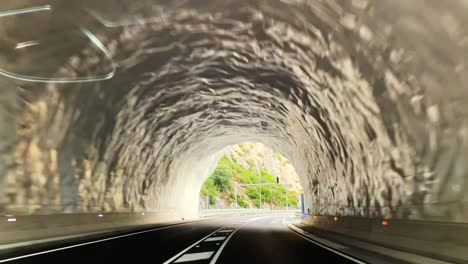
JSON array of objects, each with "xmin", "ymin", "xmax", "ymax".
[
  {"xmin": 209, "ymin": 216, "xmax": 267, "ymax": 264},
  {"xmin": 174, "ymin": 252, "xmax": 214, "ymax": 263},
  {"xmin": 164, "ymin": 216, "xmax": 267, "ymax": 264},
  {"xmin": 204, "ymin": 237, "xmax": 226, "ymax": 242},
  {"xmin": 0, "ymin": 221, "xmax": 206, "ymax": 263},
  {"xmin": 288, "ymin": 224, "xmax": 366, "ymax": 264},
  {"xmin": 217, "ymin": 230, "xmax": 233, "ymax": 233},
  {"xmin": 162, "ymin": 227, "xmax": 224, "ymax": 264}
]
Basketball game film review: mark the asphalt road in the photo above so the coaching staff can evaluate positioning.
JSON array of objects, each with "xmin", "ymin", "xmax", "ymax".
[{"xmin": 0, "ymin": 214, "xmax": 357, "ymax": 264}]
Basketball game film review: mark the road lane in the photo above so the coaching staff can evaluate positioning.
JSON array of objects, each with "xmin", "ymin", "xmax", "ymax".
[
  {"xmin": 0, "ymin": 215, "xmax": 251, "ymax": 263},
  {"xmin": 163, "ymin": 216, "xmax": 268, "ymax": 264},
  {"xmin": 1, "ymin": 214, "xmax": 360, "ymax": 264},
  {"xmin": 216, "ymin": 215, "xmax": 357, "ymax": 264}
]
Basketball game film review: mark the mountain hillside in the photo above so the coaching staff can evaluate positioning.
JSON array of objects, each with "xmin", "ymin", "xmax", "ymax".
[{"xmin": 200, "ymin": 142, "xmax": 302, "ymax": 209}]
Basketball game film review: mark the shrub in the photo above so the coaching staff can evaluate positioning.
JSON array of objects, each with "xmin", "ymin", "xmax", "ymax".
[
  {"xmin": 228, "ymin": 192, "xmax": 235, "ymax": 202},
  {"xmin": 209, "ymin": 195, "xmax": 216, "ymax": 205},
  {"xmin": 274, "ymin": 151, "xmax": 283, "ymax": 161},
  {"xmin": 201, "ymin": 153, "xmax": 299, "ymax": 209},
  {"xmin": 201, "ymin": 177, "xmax": 219, "ymax": 205},
  {"xmin": 247, "ymin": 158, "xmax": 257, "ymax": 168},
  {"xmin": 212, "ymin": 166, "xmax": 232, "ymax": 192},
  {"xmin": 239, "ymin": 144, "xmax": 250, "ymax": 153},
  {"xmin": 237, "ymin": 196, "xmax": 249, "ymax": 208}
]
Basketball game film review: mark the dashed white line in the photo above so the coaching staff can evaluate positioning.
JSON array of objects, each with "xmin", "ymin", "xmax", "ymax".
[
  {"xmin": 204, "ymin": 237, "xmax": 226, "ymax": 242},
  {"xmin": 217, "ymin": 230, "xmax": 233, "ymax": 233},
  {"xmin": 208, "ymin": 229, "xmax": 240, "ymax": 264},
  {"xmin": 164, "ymin": 216, "xmax": 268, "ymax": 264},
  {"xmin": 209, "ymin": 217, "xmax": 267, "ymax": 264},
  {"xmin": 174, "ymin": 252, "xmax": 214, "ymax": 263},
  {"xmin": 162, "ymin": 227, "xmax": 224, "ymax": 264}
]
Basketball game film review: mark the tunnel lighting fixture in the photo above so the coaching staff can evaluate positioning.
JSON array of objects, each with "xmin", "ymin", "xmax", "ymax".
[
  {"xmin": 141, "ymin": 213, "xmax": 145, "ymax": 216},
  {"xmin": 382, "ymin": 220, "xmax": 389, "ymax": 226},
  {"xmin": 333, "ymin": 216, "xmax": 338, "ymax": 221},
  {"xmin": 98, "ymin": 214, "xmax": 103, "ymax": 217},
  {"xmin": 7, "ymin": 218, "xmax": 17, "ymax": 222}
]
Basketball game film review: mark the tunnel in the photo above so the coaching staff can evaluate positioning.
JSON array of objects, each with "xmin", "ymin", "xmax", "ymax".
[{"xmin": 0, "ymin": 0, "xmax": 467, "ymax": 263}]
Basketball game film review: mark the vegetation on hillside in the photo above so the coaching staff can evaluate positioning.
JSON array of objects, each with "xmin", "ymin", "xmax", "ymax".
[{"xmin": 201, "ymin": 155, "xmax": 300, "ymax": 208}]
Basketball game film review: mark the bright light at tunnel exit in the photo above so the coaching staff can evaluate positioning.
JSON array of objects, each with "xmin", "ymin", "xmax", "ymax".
[{"xmin": 199, "ymin": 142, "xmax": 304, "ymax": 212}]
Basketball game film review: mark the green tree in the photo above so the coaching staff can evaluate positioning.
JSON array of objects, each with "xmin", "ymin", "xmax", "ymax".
[{"xmin": 212, "ymin": 167, "xmax": 232, "ymax": 192}]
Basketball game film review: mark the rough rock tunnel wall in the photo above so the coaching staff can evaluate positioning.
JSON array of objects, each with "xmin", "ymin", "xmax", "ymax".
[{"xmin": 0, "ymin": 0, "xmax": 467, "ymax": 225}]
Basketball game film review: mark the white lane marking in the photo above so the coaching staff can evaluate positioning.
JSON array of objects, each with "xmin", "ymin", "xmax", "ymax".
[
  {"xmin": 217, "ymin": 230, "xmax": 233, "ymax": 233},
  {"xmin": 204, "ymin": 237, "xmax": 226, "ymax": 242},
  {"xmin": 0, "ymin": 231, "xmax": 108, "ymax": 251},
  {"xmin": 288, "ymin": 224, "xmax": 366, "ymax": 264},
  {"xmin": 0, "ymin": 221, "xmax": 204, "ymax": 263},
  {"xmin": 282, "ymin": 217, "xmax": 286, "ymax": 225},
  {"xmin": 162, "ymin": 227, "xmax": 224, "ymax": 264},
  {"xmin": 249, "ymin": 216, "xmax": 266, "ymax": 222},
  {"xmin": 209, "ymin": 216, "xmax": 267, "ymax": 264},
  {"xmin": 174, "ymin": 252, "xmax": 214, "ymax": 263},
  {"xmin": 209, "ymin": 229, "xmax": 240, "ymax": 264},
  {"xmin": 288, "ymin": 223, "xmax": 348, "ymax": 249}
]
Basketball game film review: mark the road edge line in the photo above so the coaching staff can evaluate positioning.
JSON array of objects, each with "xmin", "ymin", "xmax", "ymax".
[
  {"xmin": 288, "ymin": 223, "xmax": 367, "ymax": 264},
  {"xmin": 0, "ymin": 219, "xmax": 211, "ymax": 263}
]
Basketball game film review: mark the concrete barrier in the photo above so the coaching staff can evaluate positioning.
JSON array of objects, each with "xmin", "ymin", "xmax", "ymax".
[
  {"xmin": 301, "ymin": 215, "xmax": 468, "ymax": 263},
  {"xmin": 0, "ymin": 212, "xmax": 183, "ymax": 245}
]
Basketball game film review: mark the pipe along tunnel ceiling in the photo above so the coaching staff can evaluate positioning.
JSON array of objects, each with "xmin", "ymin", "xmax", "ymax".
[{"xmin": 0, "ymin": 0, "xmax": 467, "ymax": 222}]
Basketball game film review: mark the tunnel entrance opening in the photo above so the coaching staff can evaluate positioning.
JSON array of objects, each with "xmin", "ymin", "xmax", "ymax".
[{"xmin": 198, "ymin": 142, "xmax": 303, "ymax": 213}]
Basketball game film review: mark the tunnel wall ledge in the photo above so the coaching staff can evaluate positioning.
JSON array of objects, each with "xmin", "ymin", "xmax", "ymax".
[
  {"xmin": 0, "ymin": 212, "xmax": 193, "ymax": 246},
  {"xmin": 300, "ymin": 215, "xmax": 468, "ymax": 263}
]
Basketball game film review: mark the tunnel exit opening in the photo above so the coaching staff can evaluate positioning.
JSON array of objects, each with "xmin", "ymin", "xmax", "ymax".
[{"xmin": 198, "ymin": 142, "xmax": 304, "ymax": 214}]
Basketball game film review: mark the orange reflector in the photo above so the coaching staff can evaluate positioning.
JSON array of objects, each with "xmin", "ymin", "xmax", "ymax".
[
  {"xmin": 313, "ymin": 215, "xmax": 318, "ymax": 219},
  {"xmin": 333, "ymin": 216, "xmax": 338, "ymax": 221},
  {"xmin": 382, "ymin": 220, "xmax": 389, "ymax": 226}
]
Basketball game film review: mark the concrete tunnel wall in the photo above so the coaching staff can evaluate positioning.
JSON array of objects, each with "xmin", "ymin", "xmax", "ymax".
[{"xmin": 0, "ymin": 0, "xmax": 467, "ymax": 259}]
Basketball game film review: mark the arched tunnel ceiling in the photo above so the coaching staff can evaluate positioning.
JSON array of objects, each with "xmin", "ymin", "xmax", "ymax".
[{"xmin": 0, "ymin": 0, "xmax": 467, "ymax": 222}]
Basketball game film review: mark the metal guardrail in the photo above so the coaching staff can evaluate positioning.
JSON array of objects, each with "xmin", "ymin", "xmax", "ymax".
[{"xmin": 199, "ymin": 209, "xmax": 300, "ymax": 217}]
